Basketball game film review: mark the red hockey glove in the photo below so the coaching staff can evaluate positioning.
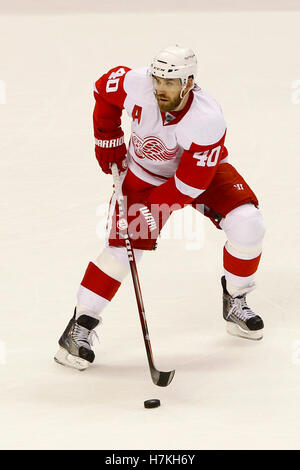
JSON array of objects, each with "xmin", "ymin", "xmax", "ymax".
[{"xmin": 95, "ymin": 128, "xmax": 127, "ymax": 174}]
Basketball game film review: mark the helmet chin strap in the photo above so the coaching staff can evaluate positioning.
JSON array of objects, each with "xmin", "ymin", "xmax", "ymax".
[
  {"xmin": 180, "ymin": 78, "xmax": 188, "ymax": 99},
  {"xmin": 175, "ymin": 78, "xmax": 191, "ymax": 109}
]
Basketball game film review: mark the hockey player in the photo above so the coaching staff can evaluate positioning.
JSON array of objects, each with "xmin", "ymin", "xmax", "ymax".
[{"xmin": 54, "ymin": 45, "xmax": 265, "ymax": 371}]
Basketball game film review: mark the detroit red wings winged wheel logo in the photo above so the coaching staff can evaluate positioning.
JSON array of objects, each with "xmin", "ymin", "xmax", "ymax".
[{"xmin": 131, "ymin": 132, "xmax": 178, "ymax": 162}]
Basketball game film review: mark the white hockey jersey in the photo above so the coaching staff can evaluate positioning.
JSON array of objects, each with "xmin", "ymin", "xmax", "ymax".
[{"xmin": 93, "ymin": 65, "xmax": 228, "ymax": 200}]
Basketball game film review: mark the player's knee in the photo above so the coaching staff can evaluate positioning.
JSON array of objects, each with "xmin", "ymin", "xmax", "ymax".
[
  {"xmin": 222, "ymin": 203, "xmax": 266, "ymax": 250},
  {"xmin": 105, "ymin": 246, "xmax": 144, "ymax": 265},
  {"xmin": 94, "ymin": 246, "xmax": 144, "ymax": 282}
]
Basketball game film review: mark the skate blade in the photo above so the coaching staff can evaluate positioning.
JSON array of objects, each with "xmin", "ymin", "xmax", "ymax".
[
  {"xmin": 226, "ymin": 322, "xmax": 263, "ymax": 341},
  {"xmin": 54, "ymin": 347, "xmax": 89, "ymax": 371}
]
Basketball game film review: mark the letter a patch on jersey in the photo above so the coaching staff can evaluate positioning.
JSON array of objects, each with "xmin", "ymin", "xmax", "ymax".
[{"xmin": 132, "ymin": 105, "xmax": 142, "ymax": 124}]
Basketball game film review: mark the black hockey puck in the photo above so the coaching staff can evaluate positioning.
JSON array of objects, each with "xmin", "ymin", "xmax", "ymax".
[{"xmin": 144, "ymin": 399, "xmax": 161, "ymax": 409}]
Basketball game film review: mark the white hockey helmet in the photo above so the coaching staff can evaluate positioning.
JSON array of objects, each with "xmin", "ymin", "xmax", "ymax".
[{"xmin": 151, "ymin": 45, "xmax": 197, "ymax": 88}]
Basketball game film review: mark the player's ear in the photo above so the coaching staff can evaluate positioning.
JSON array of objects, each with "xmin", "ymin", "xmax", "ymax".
[{"xmin": 187, "ymin": 76, "xmax": 194, "ymax": 89}]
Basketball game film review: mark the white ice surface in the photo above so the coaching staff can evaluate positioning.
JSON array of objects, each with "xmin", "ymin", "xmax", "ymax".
[{"xmin": 0, "ymin": 7, "xmax": 300, "ymax": 450}]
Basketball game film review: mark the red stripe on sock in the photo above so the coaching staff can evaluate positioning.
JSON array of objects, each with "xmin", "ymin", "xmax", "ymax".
[
  {"xmin": 223, "ymin": 247, "xmax": 261, "ymax": 277},
  {"xmin": 81, "ymin": 262, "xmax": 121, "ymax": 301}
]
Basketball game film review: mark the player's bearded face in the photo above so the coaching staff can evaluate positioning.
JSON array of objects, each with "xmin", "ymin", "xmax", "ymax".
[{"xmin": 152, "ymin": 76, "xmax": 183, "ymax": 112}]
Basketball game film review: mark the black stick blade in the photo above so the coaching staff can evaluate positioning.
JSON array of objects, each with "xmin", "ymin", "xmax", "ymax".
[{"xmin": 151, "ymin": 368, "xmax": 175, "ymax": 387}]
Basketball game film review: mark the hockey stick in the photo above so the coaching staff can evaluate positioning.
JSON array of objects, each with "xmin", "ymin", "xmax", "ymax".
[{"xmin": 111, "ymin": 163, "xmax": 175, "ymax": 387}]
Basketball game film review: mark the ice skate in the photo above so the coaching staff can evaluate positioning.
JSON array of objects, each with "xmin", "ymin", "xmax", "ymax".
[
  {"xmin": 54, "ymin": 308, "xmax": 100, "ymax": 370},
  {"xmin": 221, "ymin": 276, "xmax": 264, "ymax": 340}
]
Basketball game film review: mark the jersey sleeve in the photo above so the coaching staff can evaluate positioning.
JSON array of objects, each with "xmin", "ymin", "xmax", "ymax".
[
  {"xmin": 175, "ymin": 129, "xmax": 227, "ymax": 193},
  {"xmin": 147, "ymin": 126, "xmax": 227, "ymax": 210},
  {"xmin": 93, "ymin": 65, "xmax": 131, "ymax": 134}
]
